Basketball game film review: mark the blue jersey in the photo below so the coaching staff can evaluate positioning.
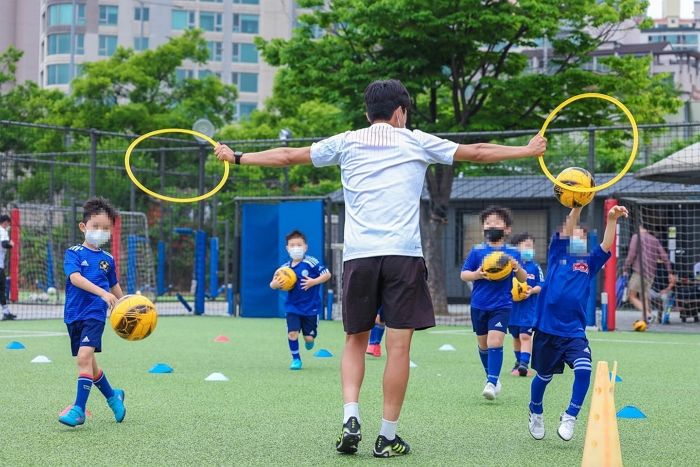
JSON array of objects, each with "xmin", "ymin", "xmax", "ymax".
[
  {"xmin": 509, "ymin": 260, "xmax": 544, "ymax": 327},
  {"xmin": 462, "ymin": 243, "xmax": 522, "ymax": 311},
  {"xmin": 534, "ymin": 233, "xmax": 610, "ymax": 338},
  {"xmin": 63, "ymin": 245, "xmax": 118, "ymax": 324},
  {"xmin": 281, "ymin": 256, "xmax": 328, "ymax": 316}
]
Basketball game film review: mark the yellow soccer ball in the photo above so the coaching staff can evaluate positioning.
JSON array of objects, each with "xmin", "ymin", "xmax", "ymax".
[
  {"xmin": 632, "ymin": 320, "xmax": 647, "ymax": 332},
  {"xmin": 511, "ymin": 277, "xmax": 529, "ymax": 302},
  {"xmin": 110, "ymin": 294, "xmax": 158, "ymax": 341},
  {"xmin": 482, "ymin": 251, "xmax": 513, "ymax": 281},
  {"xmin": 553, "ymin": 167, "xmax": 595, "ymax": 208},
  {"xmin": 274, "ymin": 266, "xmax": 297, "ymax": 291}
]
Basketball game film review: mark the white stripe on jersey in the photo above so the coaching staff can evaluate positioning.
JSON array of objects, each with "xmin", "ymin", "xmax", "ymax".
[
  {"xmin": 69, "ymin": 245, "xmax": 84, "ymax": 252},
  {"xmin": 103, "ymin": 251, "xmax": 113, "ymax": 258},
  {"xmin": 303, "ymin": 256, "xmax": 320, "ymax": 267}
]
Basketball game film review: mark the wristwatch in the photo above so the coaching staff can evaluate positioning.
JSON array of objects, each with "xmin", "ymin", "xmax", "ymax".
[{"xmin": 234, "ymin": 152, "xmax": 243, "ymax": 165}]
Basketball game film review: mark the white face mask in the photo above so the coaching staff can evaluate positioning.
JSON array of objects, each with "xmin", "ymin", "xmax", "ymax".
[
  {"xmin": 85, "ymin": 229, "xmax": 111, "ymax": 247},
  {"xmin": 288, "ymin": 246, "xmax": 305, "ymax": 260}
]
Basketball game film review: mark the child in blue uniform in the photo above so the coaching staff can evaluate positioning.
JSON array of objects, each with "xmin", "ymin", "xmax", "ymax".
[
  {"xmin": 528, "ymin": 205, "xmax": 628, "ymax": 441},
  {"xmin": 59, "ymin": 197, "xmax": 126, "ymax": 427},
  {"xmin": 508, "ymin": 233, "xmax": 543, "ymax": 377},
  {"xmin": 461, "ymin": 206, "xmax": 527, "ymax": 400},
  {"xmin": 365, "ymin": 307, "xmax": 385, "ymax": 358},
  {"xmin": 271, "ymin": 230, "xmax": 331, "ymax": 370}
]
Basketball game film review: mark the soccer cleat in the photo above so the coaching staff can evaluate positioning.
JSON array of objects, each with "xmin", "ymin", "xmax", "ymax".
[
  {"xmin": 528, "ymin": 411, "xmax": 545, "ymax": 440},
  {"xmin": 335, "ymin": 416, "xmax": 362, "ymax": 454},
  {"xmin": 365, "ymin": 344, "xmax": 376, "ymax": 356},
  {"xmin": 290, "ymin": 359, "xmax": 302, "ymax": 370},
  {"xmin": 371, "ymin": 344, "xmax": 382, "ymax": 358},
  {"xmin": 518, "ymin": 363, "xmax": 529, "ymax": 377},
  {"xmin": 511, "ymin": 361, "xmax": 519, "ymax": 376},
  {"xmin": 557, "ymin": 413, "xmax": 577, "ymax": 441},
  {"xmin": 1, "ymin": 313, "xmax": 16, "ymax": 321},
  {"xmin": 373, "ymin": 435, "xmax": 410, "ymax": 457},
  {"xmin": 482, "ymin": 382, "xmax": 497, "ymax": 400},
  {"xmin": 495, "ymin": 379, "xmax": 502, "ymax": 396},
  {"xmin": 305, "ymin": 339, "xmax": 315, "ymax": 351},
  {"xmin": 59, "ymin": 405, "xmax": 86, "ymax": 427},
  {"xmin": 107, "ymin": 389, "xmax": 126, "ymax": 423}
]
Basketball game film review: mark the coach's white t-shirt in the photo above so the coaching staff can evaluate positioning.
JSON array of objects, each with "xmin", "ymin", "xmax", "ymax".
[
  {"xmin": 310, "ymin": 123, "xmax": 457, "ymax": 261},
  {"xmin": 0, "ymin": 226, "xmax": 9, "ymax": 268}
]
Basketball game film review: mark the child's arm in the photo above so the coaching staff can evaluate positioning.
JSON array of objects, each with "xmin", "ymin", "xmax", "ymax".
[
  {"xmin": 562, "ymin": 207, "xmax": 583, "ymax": 237},
  {"xmin": 511, "ymin": 258, "xmax": 527, "ymax": 282},
  {"xmin": 601, "ymin": 205, "xmax": 629, "ymax": 253},
  {"xmin": 527, "ymin": 285, "xmax": 542, "ymax": 297},
  {"xmin": 111, "ymin": 283, "xmax": 124, "ymax": 300},
  {"xmin": 460, "ymin": 248, "xmax": 487, "ymax": 282},
  {"xmin": 460, "ymin": 268, "xmax": 488, "ymax": 282},
  {"xmin": 300, "ymin": 270, "xmax": 331, "ymax": 291},
  {"xmin": 269, "ymin": 274, "xmax": 284, "ymax": 290},
  {"xmin": 69, "ymin": 272, "xmax": 118, "ymax": 308}
]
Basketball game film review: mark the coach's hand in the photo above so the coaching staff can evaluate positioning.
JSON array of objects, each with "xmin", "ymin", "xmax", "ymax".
[
  {"xmin": 527, "ymin": 134, "xmax": 547, "ymax": 157},
  {"xmin": 214, "ymin": 143, "xmax": 234, "ymax": 163},
  {"xmin": 101, "ymin": 292, "xmax": 118, "ymax": 310}
]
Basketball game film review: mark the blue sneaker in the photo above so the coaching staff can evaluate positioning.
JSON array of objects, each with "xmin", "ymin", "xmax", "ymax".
[
  {"xmin": 59, "ymin": 405, "xmax": 86, "ymax": 427},
  {"xmin": 107, "ymin": 389, "xmax": 126, "ymax": 423},
  {"xmin": 290, "ymin": 359, "xmax": 302, "ymax": 370},
  {"xmin": 305, "ymin": 339, "xmax": 315, "ymax": 351}
]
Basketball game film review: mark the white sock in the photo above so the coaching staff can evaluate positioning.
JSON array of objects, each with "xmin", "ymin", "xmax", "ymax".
[
  {"xmin": 379, "ymin": 418, "xmax": 398, "ymax": 440},
  {"xmin": 343, "ymin": 402, "xmax": 360, "ymax": 424},
  {"xmin": 2, "ymin": 305, "xmax": 9, "ymax": 314}
]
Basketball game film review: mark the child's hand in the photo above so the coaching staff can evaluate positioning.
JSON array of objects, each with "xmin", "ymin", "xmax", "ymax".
[
  {"xmin": 270, "ymin": 275, "xmax": 284, "ymax": 289},
  {"xmin": 476, "ymin": 267, "xmax": 489, "ymax": 280},
  {"xmin": 607, "ymin": 205, "xmax": 628, "ymax": 221},
  {"xmin": 510, "ymin": 258, "xmax": 520, "ymax": 272},
  {"xmin": 101, "ymin": 292, "xmax": 118, "ymax": 309},
  {"xmin": 300, "ymin": 277, "xmax": 317, "ymax": 291}
]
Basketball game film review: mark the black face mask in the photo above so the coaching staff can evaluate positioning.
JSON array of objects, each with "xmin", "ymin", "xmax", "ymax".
[{"xmin": 484, "ymin": 228, "xmax": 505, "ymax": 242}]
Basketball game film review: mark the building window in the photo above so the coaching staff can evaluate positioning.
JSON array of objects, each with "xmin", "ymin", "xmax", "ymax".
[
  {"xmin": 172, "ymin": 10, "xmax": 196, "ymax": 30},
  {"xmin": 232, "ymin": 43, "xmax": 258, "ymax": 63},
  {"xmin": 135, "ymin": 7, "xmax": 150, "ymax": 21},
  {"xmin": 47, "ymin": 3, "xmax": 85, "ymax": 26},
  {"xmin": 200, "ymin": 12, "xmax": 223, "ymax": 32},
  {"xmin": 233, "ymin": 0, "xmax": 259, "ymax": 4},
  {"xmin": 176, "ymin": 68, "xmax": 194, "ymax": 81},
  {"xmin": 48, "ymin": 33, "xmax": 81, "ymax": 55},
  {"xmin": 207, "ymin": 41, "xmax": 223, "ymax": 61},
  {"xmin": 134, "ymin": 37, "xmax": 149, "ymax": 51},
  {"xmin": 233, "ymin": 14, "xmax": 259, "ymax": 34},
  {"xmin": 99, "ymin": 35, "xmax": 118, "ymax": 56},
  {"xmin": 199, "ymin": 69, "xmax": 221, "ymax": 79},
  {"xmin": 236, "ymin": 102, "xmax": 257, "ymax": 120},
  {"xmin": 232, "ymin": 72, "xmax": 258, "ymax": 92},
  {"xmin": 99, "ymin": 5, "xmax": 119, "ymax": 25},
  {"xmin": 47, "ymin": 64, "xmax": 71, "ymax": 85}
]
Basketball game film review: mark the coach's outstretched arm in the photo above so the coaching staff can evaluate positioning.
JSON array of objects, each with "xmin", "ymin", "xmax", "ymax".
[
  {"xmin": 601, "ymin": 206, "xmax": 628, "ymax": 253},
  {"xmin": 454, "ymin": 134, "xmax": 547, "ymax": 163},
  {"xmin": 214, "ymin": 144, "xmax": 311, "ymax": 167}
]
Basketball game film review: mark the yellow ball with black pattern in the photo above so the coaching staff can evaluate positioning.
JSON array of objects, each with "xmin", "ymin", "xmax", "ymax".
[
  {"xmin": 553, "ymin": 167, "xmax": 595, "ymax": 208},
  {"xmin": 274, "ymin": 266, "xmax": 297, "ymax": 291},
  {"xmin": 110, "ymin": 294, "xmax": 158, "ymax": 341},
  {"xmin": 481, "ymin": 251, "xmax": 514, "ymax": 281},
  {"xmin": 632, "ymin": 319, "xmax": 647, "ymax": 332},
  {"xmin": 511, "ymin": 277, "xmax": 529, "ymax": 302}
]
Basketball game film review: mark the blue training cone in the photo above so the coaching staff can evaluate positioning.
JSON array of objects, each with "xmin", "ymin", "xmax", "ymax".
[
  {"xmin": 314, "ymin": 349, "xmax": 333, "ymax": 358},
  {"xmin": 617, "ymin": 405, "xmax": 646, "ymax": 419},
  {"xmin": 149, "ymin": 363, "xmax": 174, "ymax": 374},
  {"xmin": 609, "ymin": 372, "xmax": 623, "ymax": 382},
  {"xmin": 6, "ymin": 341, "xmax": 25, "ymax": 350}
]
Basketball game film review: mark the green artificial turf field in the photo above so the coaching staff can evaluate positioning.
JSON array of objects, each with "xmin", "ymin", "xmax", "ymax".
[{"xmin": 1, "ymin": 317, "xmax": 698, "ymax": 466}]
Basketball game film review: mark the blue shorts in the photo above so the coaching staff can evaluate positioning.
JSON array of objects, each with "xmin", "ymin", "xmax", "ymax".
[
  {"xmin": 66, "ymin": 319, "xmax": 105, "ymax": 357},
  {"xmin": 286, "ymin": 313, "xmax": 318, "ymax": 338},
  {"xmin": 532, "ymin": 330, "xmax": 591, "ymax": 375},
  {"xmin": 470, "ymin": 307, "xmax": 510, "ymax": 336},
  {"xmin": 508, "ymin": 325, "xmax": 533, "ymax": 339}
]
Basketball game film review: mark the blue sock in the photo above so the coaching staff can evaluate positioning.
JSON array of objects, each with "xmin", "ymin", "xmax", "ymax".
[
  {"xmin": 478, "ymin": 347, "xmax": 489, "ymax": 375},
  {"xmin": 514, "ymin": 350, "xmax": 521, "ymax": 363},
  {"xmin": 288, "ymin": 338, "xmax": 300, "ymax": 361},
  {"xmin": 74, "ymin": 373, "xmax": 93, "ymax": 411},
  {"xmin": 487, "ymin": 347, "xmax": 504, "ymax": 385},
  {"xmin": 566, "ymin": 359, "xmax": 592, "ymax": 417},
  {"xmin": 529, "ymin": 374, "xmax": 552, "ymax": 414},
  {"xmin": 369, "ymin": 323, "xmax": 385, "ymax": 345},
  {"xmin": 520, "ymin": 352, "xmax": 531, "ymax": 365},
  {"xmin": 93, "ymin": 369, "xmax": 115, "ymax": 399}
]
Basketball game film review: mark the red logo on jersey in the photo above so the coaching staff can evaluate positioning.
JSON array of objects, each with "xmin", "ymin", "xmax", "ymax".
[
  {"xmin": 527, "ymin": 273, "xmax": 535, "ymax": 280},
  {"xmin": 572, "ymin": 262, "xmax": 589, "ymax": 273}
]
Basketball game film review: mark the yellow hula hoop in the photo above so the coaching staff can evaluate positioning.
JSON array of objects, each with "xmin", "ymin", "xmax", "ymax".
[
  {"xmin": 124, "ymin": 128, "xmax": 228, "ymax": 203},
  {"xmin": 538, "ymin": 93, "xmax": 638, "ymax": 193}
]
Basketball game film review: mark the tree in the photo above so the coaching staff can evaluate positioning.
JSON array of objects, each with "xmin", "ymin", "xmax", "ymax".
[{"xmin": 256, "ymin": 0, "xmax": 681, "ymax": 313}]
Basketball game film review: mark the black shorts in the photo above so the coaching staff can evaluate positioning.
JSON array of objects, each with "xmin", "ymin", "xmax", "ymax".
[
  {"xmin": 342, "ymin": 256, "xmax": 434, "ymax": 334},
  {"xmin": 286, "ymin": 313, "xmax": 318, "ymax": 337}
]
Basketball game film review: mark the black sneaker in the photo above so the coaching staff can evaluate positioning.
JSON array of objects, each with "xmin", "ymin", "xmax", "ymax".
[
  {"xmin": 1, "ymin": 313, "xmax": 15, "ymax": 321},
  {"xmin": 373, "ymin": 435, "xmax": 410, "ymax": 458},
  {"xmin": 335, "ymin": 416, "xmax": 361, "ymax": 454},
  {"xmin": 518, "ymin": 363, "xmax": 529, "ymax": 377}
]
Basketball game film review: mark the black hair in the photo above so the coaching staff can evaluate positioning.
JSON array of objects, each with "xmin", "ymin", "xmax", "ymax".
[
  {"xmin": 82, "ymin": 197, "xmax": 118, "ymax": 224},
  {"xmin": 364, "ymin": 79, "xmax": 411, "ymax": 123},
  {"xmin": 0, "ymin": 214, "xmax": 10, "ymax": 224},
  {"xmin": 479, "ymin": 206, "xmax": 513, "ymax": 227},
  {"xmin": 510, "ymin": 232, "xmax": 534, "ymax": 246},
  {"xmin": 285, "ymin": 230, "xmax": 306, "ymax": 243}
]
